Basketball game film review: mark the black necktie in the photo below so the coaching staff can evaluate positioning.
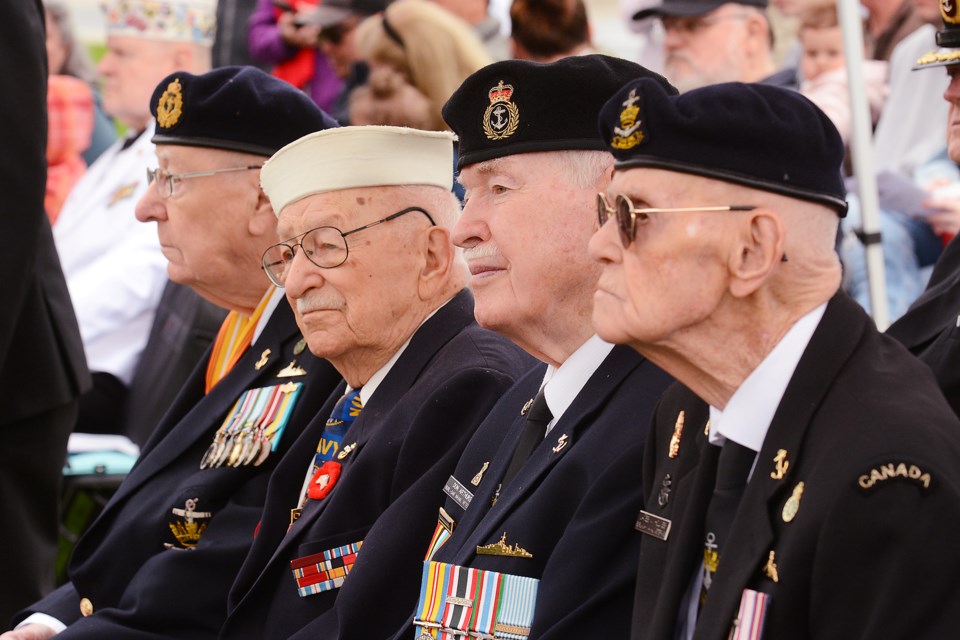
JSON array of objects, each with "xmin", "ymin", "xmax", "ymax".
[
  {"xmin": 500, "ymin": 389, "xmax": 553, "ymax": 489},
  {"xmin": 700, "ymin": 440, "xmax": 755, "ymax": 605}
]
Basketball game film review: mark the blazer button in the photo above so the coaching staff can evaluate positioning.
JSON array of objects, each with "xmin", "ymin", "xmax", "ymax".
[{"xmin": 79, "ymin": 597, "xmax": 94, "ymax": 617}]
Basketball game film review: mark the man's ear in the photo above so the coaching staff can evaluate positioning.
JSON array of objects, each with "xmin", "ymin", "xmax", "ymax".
[
  {"xmin": 248, "ymin": 188, "xmax": 278, "ymax": 238},
  {"xmin": 417, "ymin": 226, "xmax": 454, "ymax": 299},
  {"xmin": 728, "ymin": 210, "xmax": 784, "ymax": 298}
]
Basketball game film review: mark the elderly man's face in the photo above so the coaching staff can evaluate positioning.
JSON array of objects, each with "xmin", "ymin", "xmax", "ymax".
[
  {"xmin": 98, "ymin": 36, "xmax": 180, "ymax": 129},
  {"xmin": 135, "ymin": 145, "xmax": 269, "ymax": 306},
  {"xmin": 278, "ymin": 187, "xmax": 434, "ymax": 362},
  {"xmin": 453, "ymin": 153, "xmax": 602, "ymax": 350},
  {"xmin": 589, "ymin": 168, "xmax": 732, "ymax": 346},
  {"xmin": 946, "ymin": 66, "xmax": 960, "ymax": 163},
  {"xmin": 662, "ymin": 5, "xmax": 751, "ymax": 92}
]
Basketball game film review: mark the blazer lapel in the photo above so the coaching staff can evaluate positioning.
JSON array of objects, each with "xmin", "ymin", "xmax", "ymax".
[
  {"xmin": 451, "ymin": 346, "xmax": 643, "ymax": 561},
  {"xmin": 695, "ymin": 294, "xmax": 868, "ymax": 640}
]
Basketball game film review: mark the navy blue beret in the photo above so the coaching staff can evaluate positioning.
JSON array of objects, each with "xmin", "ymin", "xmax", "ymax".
[
  {"xmin": 150, "ymin": 66, "xmax": 339, "ymax": 156},
  {"xmin": 442, "ymin": 54, "xmax": 677, "ymax": 169},
  {"xmin": 598, "ymin": 79, "xmax": 848, "ymax": 215}
]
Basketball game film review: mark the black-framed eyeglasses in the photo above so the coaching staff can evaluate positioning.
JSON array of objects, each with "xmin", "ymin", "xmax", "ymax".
[
  {"xmin": 261, "ymin": 206, "xmax": 436, "ymax": 287},
  {"xmin": 146, "ymin": 166, "xmax": 261, "ymax": 199},
  {"xmin": 597, "ymin": 193, "xmax": 756, "ymax": 247}
]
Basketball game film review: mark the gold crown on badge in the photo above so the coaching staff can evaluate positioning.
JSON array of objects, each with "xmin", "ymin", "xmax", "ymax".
[
  {"xmin": 943, "ymin": 0, "xmax": 959, "ymax": 24},
  {"xmin": 157, "ymin": 78, "xmax": 184, "ymax": 129},
  {"xmin": 167, "ymin": 498, "xmax": 211, "ymax": 548},
  {"xmin": 483, "ymin": 80, "xmax": 520, "ymax": 141},
  {"xmin": 611, "ymin": 88, "xmax": 644, "ymax": 150}
]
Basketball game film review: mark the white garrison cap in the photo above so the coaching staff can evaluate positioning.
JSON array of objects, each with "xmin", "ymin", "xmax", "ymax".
[
  {"xmin": 103, "ymin": 0, "xmax": 216, "ymax": 46},
  {"xmin": 261, "ymin": 126, "xmax": 456, "ymax": 216}
]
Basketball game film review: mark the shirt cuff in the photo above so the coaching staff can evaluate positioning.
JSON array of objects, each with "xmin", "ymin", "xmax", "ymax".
[{"xmin": 18, "ymin": 612, "xmax": 67, "ymax": 633}]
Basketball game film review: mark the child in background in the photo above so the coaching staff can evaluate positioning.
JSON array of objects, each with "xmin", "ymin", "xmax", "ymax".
[{"xmin": 798, "ymin": 4, "xmax": 887, "ymax": 144}]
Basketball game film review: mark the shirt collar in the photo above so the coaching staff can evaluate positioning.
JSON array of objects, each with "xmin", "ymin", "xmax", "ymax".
[
  {"xmin": 541, "ymin": 335, "xmax": 615, "ymax": 434},
  {"xmin": 708, "ymin": 302, "xmax": 827, "ymax": 452}
]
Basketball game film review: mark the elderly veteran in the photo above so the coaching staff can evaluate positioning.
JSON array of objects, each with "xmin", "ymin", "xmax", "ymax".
[
  {"xmin": 3, "ymin": 67, "xmax": 342, "ymax": 640},
  {"xmin": 887, "ymin": 0, "xmax": 960, "ymax": 418},
  {"xmin": 218, "ymin": 126, "xmax": 533, "ymax": 638},
  {"xmin": 53, "ymin": 0, "xmax": 215, "ymax": 434},
  {"xmin": 337, "ymin": 55, "xmax": 675, "ymax": 640},
  {"xmin": 589, "ymin": 79, "xmax": 960, "ymax": 640}
]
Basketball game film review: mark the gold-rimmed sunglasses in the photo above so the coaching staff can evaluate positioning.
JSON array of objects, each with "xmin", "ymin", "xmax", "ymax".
[{"xmin": 597, "ymin": 193, "xmax": 757, "ymax": 247}]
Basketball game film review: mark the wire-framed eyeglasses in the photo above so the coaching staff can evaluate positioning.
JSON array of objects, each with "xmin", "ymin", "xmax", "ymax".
[
  {"xmin": 146, "ymin": 165, "xmax": 262, "ymax": 199},
  {"xmin": 261, "ymin": 206, "xmax": 436, "ymax": 287},
  {"xmin": 597, "ymin": 193, "xmax": 756, "ymax": 247}
]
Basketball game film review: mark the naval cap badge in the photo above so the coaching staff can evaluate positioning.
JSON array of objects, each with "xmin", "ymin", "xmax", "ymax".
[
  {"xmin": 483, "ymin": 80, "xmax": 519, "ymax": 141},
  {"xmin": 157, "ymin": 78, "xmax": 184, "ymax": 129},
  {"xmin": 610, "ymin": 88, "xmax": 644, "ymax": 150}
]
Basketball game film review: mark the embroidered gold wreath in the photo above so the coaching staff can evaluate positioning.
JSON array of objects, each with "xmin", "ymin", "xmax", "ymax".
[
  {"xmin": 157, "ymin": 78, "xmax": 184, "ymax": 128},
  {"xmin": 482, "ymin": 81, "xmax": 519, "ymax": 141}
]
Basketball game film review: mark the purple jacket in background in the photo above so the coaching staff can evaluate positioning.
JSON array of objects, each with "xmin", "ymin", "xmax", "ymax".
[{"xmin": 247, "ymin": 0, "xmax": 343, "ymax": 112}]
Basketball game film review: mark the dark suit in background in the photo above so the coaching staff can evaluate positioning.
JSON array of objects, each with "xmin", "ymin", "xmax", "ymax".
[
  {"xmin": 0, "ymin": 0, "xmax": 91, "ymax": 624},
  {"xmin": 121, "ymin": 280, "xmax": 228, "ymax": 447},
  {"xmin": 886, "ymin": 234, "xmax": 960, "ymax": 417}
]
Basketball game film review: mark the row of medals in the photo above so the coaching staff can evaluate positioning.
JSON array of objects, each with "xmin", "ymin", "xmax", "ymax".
[{"xmin": 200, "ymin": 427, "xmax": 273, "ymax": 469}]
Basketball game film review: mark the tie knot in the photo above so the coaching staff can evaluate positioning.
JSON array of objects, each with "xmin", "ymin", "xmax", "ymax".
[
  {"xmin": 715, "ymin": 440, "xmax": 755, "ymax": 491},
  {"xmin": 526, "ymin": 389, "xmax": 553, "ymax": 424}
]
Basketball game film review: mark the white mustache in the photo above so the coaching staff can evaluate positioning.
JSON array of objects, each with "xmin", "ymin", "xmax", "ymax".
[
  {"xmin": 295, "ymin": 292, "xmax": 344, "ymax": 314},
  {"xmin": 462, "ymin": 244, "xmax": 502, "ymax": 261}
]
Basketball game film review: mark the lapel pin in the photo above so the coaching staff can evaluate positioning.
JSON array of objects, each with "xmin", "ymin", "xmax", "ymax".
[
  {"xmin": 770, "ymin": 449, "xmax": 790, "ymax": 480},
  {"xmin": 669, "ymin": 411, "xmax": 684, "ymax": 459},
  {"xmin": 552, "ymin": 434, "xmax": 568, "ymax": 453},
  {"xmin": 520, "ymin": 398, "xmax": 533, "ymax": 416},
  {"xmin": 255, "ymin": 349, "xmax": 272, "ymax": 371},
  {"xmin": 293, "ymin": 338, "xmax": 307, "ymax": 355},
  {"xmin": 782, "ymin": 481, "xmax": 804, "ymax": 523},
  {"xmin": 471, "ymin": 461, "xmax": 490, "ymax": 486},
  {"xmin": 703, "ymin": 418, "xmax": 710, "ymax": 436},
  {"xmin": 277, "ymin": 360, "xmax": 307, "ymax": 377},
  {"xmin": 476, "ymin": 532, "xmax": 533, "ymax": 558},
  {"xmin": 657, "ymin": 473, "xmax": 672, "ymax": 508},
  {"xmin": 763, "ymin": 550, "xmax": 779, "ymax": 583},
  {"xmin": 337, "ymin": 442, "xmax": 357, "ymax": 460}
]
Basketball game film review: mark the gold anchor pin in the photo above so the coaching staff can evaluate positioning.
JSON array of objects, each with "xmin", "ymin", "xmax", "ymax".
[
  {"xmin": 471, "ymin": 461, "xmax": 490, "ymax": 486},
  {"xmin": 771, "ymin": 449, "xmax": 790, "ymax": 480},
  {"xmin": 337, "ymin": 442, "xmax": 357, "ymax": 460},
  {"xmin": 255, "ymin": 349, "xmax": 272, "ymax": 370},
  {"xmin": 552, "ymin": 434, "xmax": 568, "ymax": 453},
  {"xmin": 763, "ymin": 550, "xmax": 779, "ymax": 583},
  {"xmin": 669, "ymin": 411, "xmax": 684, "ymax": 459}
]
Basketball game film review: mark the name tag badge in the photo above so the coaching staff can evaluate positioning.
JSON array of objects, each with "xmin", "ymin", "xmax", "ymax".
[
  {"xmin": 443, "ymin": 475, "xmax": 474, "ymax": 512},
  {"xmin": 635, "ymin": 510, "xmax": 672, "ymax": 541}
]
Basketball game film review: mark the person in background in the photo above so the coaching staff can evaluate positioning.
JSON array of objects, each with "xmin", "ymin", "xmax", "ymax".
[
  {"xmin": 247, "ymin": 0, "xmax": 342, "ymax": 111},
  {"xmin": 0, "ymin": 0, "xmax": 90, "ymax": 624},
  {"xmin": 429, "ymin": 0, "xmax": 511, "ymax": 60},
  {"xmin": 45, "ymin": 75, "xmax": 94, "ymax": 222},
  {"xmin": 862, "ymin": 0, "xmax": 926, "ymax": 60},
  {"xmin": 43, "ymin": 1, "xmax": 116, "ymax": 165},
  {"xmin": 886, "ymin": 0, "xmax": 960, "ymax": 418},
  {"xmin": 54, "ymin": 0, "xmax": 212, "ymax": 435},
  {"xmin": 510, "ymin": 0, "xmax": 596, "ymax": 62},
  {"xmin": 797, "ymin": 4, "xmax": 887, "ymax": 144},
  {"xmin": 633, "ymin": 0, "xmax": 795, "ymax": 93},
  {"xmin": 353, "ymin": 0, "xmax": 491, "ymax": 131}
]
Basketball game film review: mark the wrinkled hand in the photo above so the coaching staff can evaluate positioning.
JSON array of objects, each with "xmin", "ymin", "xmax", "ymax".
[
  {"xmin": 0, "ymin": 624, "xmax": 58, "ymax": 640},
  {"xmin": 277, "ymin": 11, "xmax": 321, "ymax": 49},
  {"xmin": 924, "ymin": 196, "xmax": 960, "ymax": 237}
]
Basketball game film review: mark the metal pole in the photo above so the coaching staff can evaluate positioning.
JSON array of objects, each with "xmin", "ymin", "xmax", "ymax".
[{"xmin": 838, "ymin": 0, "xmax": 889, "ymax": 329}]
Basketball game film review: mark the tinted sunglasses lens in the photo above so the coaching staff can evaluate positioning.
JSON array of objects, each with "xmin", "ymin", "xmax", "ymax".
[
  {"xmin": 615, "ymin": 195, "xmax": 634, "ymax": 246},
  {"xmin": 596, "ymin": 193, "xmax": 609, "ymax": 228}
]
